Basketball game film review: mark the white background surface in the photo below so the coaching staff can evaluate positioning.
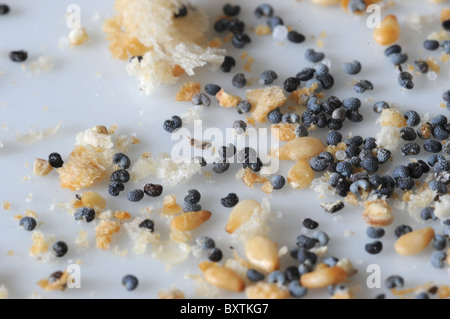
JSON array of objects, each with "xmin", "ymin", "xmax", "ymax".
[{"xmin": 0, "ymin": 0, "xmax": 449, "ymax": 299}]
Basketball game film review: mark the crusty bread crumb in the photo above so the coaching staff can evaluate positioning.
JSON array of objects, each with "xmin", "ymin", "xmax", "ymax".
[
  {"xmin": 216, "ymin": 89, "xmax": 242, "ymax": 107},
  {"xmin": 247, "ymin": 86, "xmax": 287, "ymax": 123},
  {"xmin": 175, "ymin": 82, "xmax": 201, "ymax": 101},
  {"xmin": 95, "ymin": 221, "xmax": 120, "ymax": 250},
  {"xmin": 58, "ymin": 145, "xmax": 107, "ymax": 191},
  {"xmin": 271, "ymin": 123, "xmax": 297, "ymax": 141}
]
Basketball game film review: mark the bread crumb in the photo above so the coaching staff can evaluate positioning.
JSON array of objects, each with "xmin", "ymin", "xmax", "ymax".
[
  {"xmin": 207, "ymin": 37, "xmax": 222, "ymax": 48},
  {"xmin": 114, "ymin": 211, "xmax": 131, "ymax": 221},
  {"xmin": 68, "ymin": 28, "xmax": 89, "ymax": 46},
  {"xmin": 271, "ymin": 123, "xmax": 297, "ymax": 141},
  {"xmin": 3, "ymin": 201, "xmax": 10, "ymax": 210},
  {"xmin": 246, "ymin": 282, "xmax": 290, "ymax": 299},
  {"xmin": 261, "ymin": 181, "xmax": 274, "ymax": 194},
  {"xmin": 242, "ymin": 167, "xmax": 268, "ymax": 188},
  {"xmin": 95, "ymin": 221, "xmax": 120, "ymax": 250},
  {"xmin": 158, "ymin": 286, "xmax": 185, "ymax": 299},
  {"xmin": 0, "ymin": 285, "xmax": 8, "ymax": 299},
  {"xmin": 247, "ymin": 86, "xmax": 287, "ymax": 123},
  {"xmin": 254, "ymin": 24, "xmax": 271, "ymax": 35},
  {"xmin": 184, "ymin": 273, "xmax": 220, "ymax": 297},
  {"xmin": 15, "ymin": 121, "xmax": 62, "ymax": 144},
  {"xmin": 30, "ymin": 231, "xmax": 49, "ymax": 256},
  {"xmin": 58, "ymin": 145, "xmax": 107, "ymax": 191},
  {"xmin": 152, "ymin": 241, "xmax": 191, "ymax": 267},
  {"xmin": 28, "ymin": 55, "xmax": 54, "ymax": 75},
  {"xmin": 162, "ymin": 195, "xmax": 182, "ymax": 215},
  {"xmin": 37, "ymin": 271, "xmax": 70, "ymax": 291},
  {"xmin": 231, "ymin": 198, "xmax": 275, "ymax": 243},
  {"xmin": 25, "ymin": 209, "xmax": 37, "ymax": 218},
  {"xmin": 243, "ymin": 57, "xmax": 255, "ymax": 72},
  {"xmin": 216, "ymin": 89, "xmax": 242, "ymax": 107},
  {"xmin": 7, "ymin": 250, "xmax": 13, "ymax": 256},
  {"xmin": 124, "ymin": 217, "xmax": 160, "ymax": 254},
  {"xmin": 104, "ymin": 0, "xmax": 225, "ymax": 95},
  {"xmin": 131, "ymin": 153, "xmax": 201, "ymax": 186},
  {"xmin": 434, "ymin": 194, "xmax": 450, "ymax": 220},
  {"xmin": 377, "ymin": 108, "xmax": 407, "ymax": 128},
  {"xmin": 33, "ymin": 158, "xmax": 53, "ymax": 177},
  {"xmin": 240, "ymin": 51, "xmax": 248, "ymax": 59},
  {"xmin": 426, "ymin": 57, "xmax": 440, "ymax": 73},
  {"xmin": 75, "ymin": 230, "xmax": 90, "ymax": 250},
  {"xmin": 376, "ymin": 126, "xmax": 402, "ymax": 152},
  {"xmin": 175, "ymin": 82, "xmax": 201, "ymax": 101}
]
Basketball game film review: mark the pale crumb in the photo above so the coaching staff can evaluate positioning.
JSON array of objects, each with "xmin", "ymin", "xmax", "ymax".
[
  {"xmin": 184, "ymin": 273, "xmax": 220, "ymax": 297},
  {"xmin": 404, "ymin": 12, "xmax": 435, "ymax": 32},
  {"xmin": 435, "ymin": 194, "xmax": 450, "ymax": 220},
  {"xmin": 310, "ymin": 246, "xmax": 328, "ymax": 257},
  {"xmin": 231, "ymin": 198, "xmax": 275, "ymax": 243},
  {"xmin": 344, "ymin": 231, "xmax": 354, "ymax": 237},
  {"xmin": 376, "ymin": 126, "xmax": 402, "ymax": 152},
  {"xmin": 254, "ymin": 24, "xmax": 271, "ymax": 36},
  {"xmin": 27, "ymin": 292, "xmax": 42, "ymax": 299},
  {"xmin": 25, "ymin": 193, "xmax": 33, "ymax": 203},
  {"xmin": 28, "ymin": 55, "xmax": 54, "ymax": 75},
  {"xmin": 0, "ymin": 285, "xmax": 8, "ymax": 299},
  {"xmin": 75, "ymin": 230, "xmax": 90, "ymax": 250},
  {"xmin": 152, "ymin": 241, "xmax": 191, "ymax": 268},
  {"xmin": 278, "ymin": 246, "xmax": 289, "ymax": 257},
  {"xmin": 182, "ymin": 106, "xmax": 204, "ymax": 125},
  {"xmin": 7, "ymin": 250, "xmax": 13, "ymax": 256},
  {"xmin": 334, "ymin": 216, "xmax": 343, "ymax": 222},
  {"xmin": 124, "ymin": 217, "xmax": 161, "ymax": 254},
  {"xmin": 113, "ymin": 245, "xmax": 128, "ymax": 257},
  {"xmin": 3, "ymin": 201, "xmax": 10, "ymax": 210},
  {"xmin": 16, "ymin": 121, "xmax": 62, "ymax": 144},
  {"xmin": 74, "ymin": 259, "xmax": 83, "ymax": 265},
  {"xmin": 131, "ymin": 153, "xmax": 201, "ymax": 186},
  {"xmin": 68, "ymin": 28, "xmax": 89, "ymax": 46},
  {"xmin": 158, "ymin": 286, "xmax": 185, "ymax": 299}
]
